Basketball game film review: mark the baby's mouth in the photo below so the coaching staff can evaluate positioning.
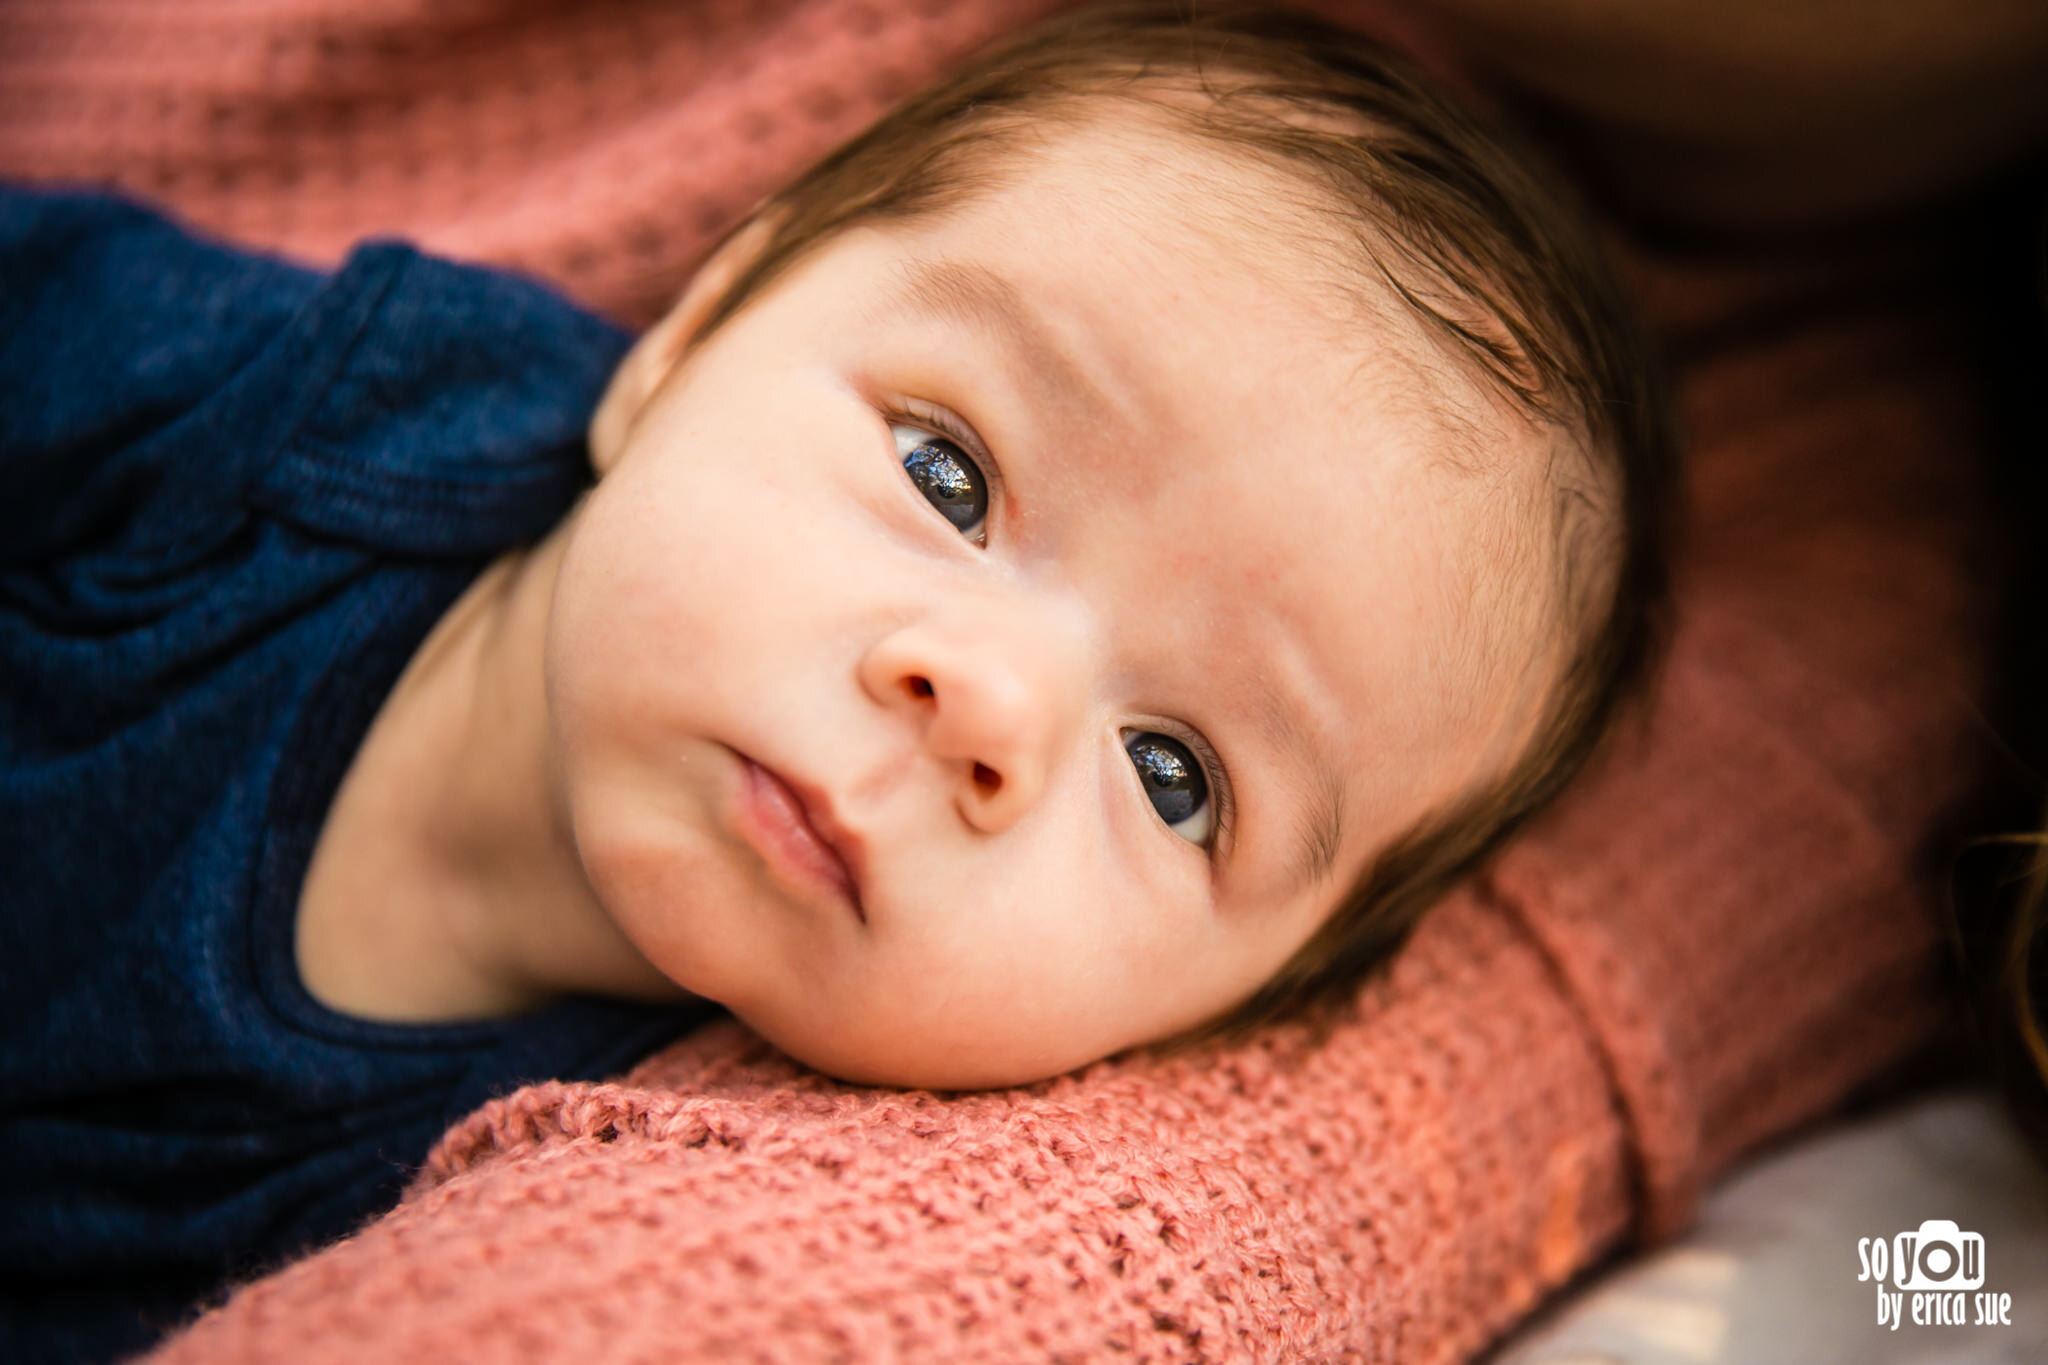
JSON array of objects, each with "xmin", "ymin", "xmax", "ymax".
[{"xmin": 734, "ymin": 752, "xmax": 866, "ymax": 922}]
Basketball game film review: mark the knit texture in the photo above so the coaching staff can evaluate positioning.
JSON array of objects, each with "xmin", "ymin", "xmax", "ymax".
[{"xmin": 0, "ymin": 2, "xmax": 2002, "ymax": 1361}]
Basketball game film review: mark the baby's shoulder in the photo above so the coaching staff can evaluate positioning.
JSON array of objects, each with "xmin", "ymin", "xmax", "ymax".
[
  {"xmin": 0, "ymin": 185, "xmax": 627, "ymax": 574},
  {"xmin": 1, "ymin": 185, "xmax": 326, "ymax": 570}
]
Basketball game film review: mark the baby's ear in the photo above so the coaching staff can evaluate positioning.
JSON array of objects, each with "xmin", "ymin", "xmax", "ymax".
[{"xmin": 589, "ymin": 212, "xmax": 782, "ymax": 475}]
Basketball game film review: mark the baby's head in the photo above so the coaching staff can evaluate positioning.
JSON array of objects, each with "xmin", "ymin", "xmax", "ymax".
[{"xmin": 550, "ymin": 2, "xmax": 1671, "ymax": 1088}]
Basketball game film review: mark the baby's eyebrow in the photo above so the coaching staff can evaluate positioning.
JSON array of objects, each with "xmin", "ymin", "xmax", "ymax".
[{"xmin": 880, "ymin": 257, "xmax": 1122, "ymax": 433}]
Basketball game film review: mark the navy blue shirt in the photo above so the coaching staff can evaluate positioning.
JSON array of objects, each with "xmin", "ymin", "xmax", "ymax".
[{"xmin": 0, "ymin": 189, "xmax": 713, "ymax": 1364}]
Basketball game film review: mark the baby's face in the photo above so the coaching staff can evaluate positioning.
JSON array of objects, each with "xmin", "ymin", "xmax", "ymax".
[{"xmin": 548, "ymin": 116, "xmax": 1559, "ymax": 1088}]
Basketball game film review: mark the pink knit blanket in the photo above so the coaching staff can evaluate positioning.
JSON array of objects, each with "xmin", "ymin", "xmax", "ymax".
[{"xmin": 0, "ymin": 2, "xmax": 2001, "ymax": 1360}]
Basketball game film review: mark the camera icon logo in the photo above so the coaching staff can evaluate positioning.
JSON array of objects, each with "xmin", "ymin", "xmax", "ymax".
[{"xmin": 1894, "ymin": 1220, "xmax": 1986, "ymax": 1292}]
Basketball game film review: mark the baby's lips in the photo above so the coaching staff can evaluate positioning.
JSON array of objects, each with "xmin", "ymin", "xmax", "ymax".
[{"xmin": 736, "ymin": 751, "xmax": 868, "ymax": 920}]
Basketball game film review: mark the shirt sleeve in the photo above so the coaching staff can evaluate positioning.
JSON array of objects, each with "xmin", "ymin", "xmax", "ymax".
[{"xmin": 0, "ymin": 185, "xmax": 321, "ymax": 566}]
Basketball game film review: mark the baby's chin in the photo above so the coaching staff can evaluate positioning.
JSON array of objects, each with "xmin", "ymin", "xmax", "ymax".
[{"xmin": 740, "ymin": 1007, "xmax": 1115, "ymax": 1093}]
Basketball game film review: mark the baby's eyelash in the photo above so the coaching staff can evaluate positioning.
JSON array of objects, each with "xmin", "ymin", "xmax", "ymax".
[{"xmin": 889, "ymin": 399, "xmax": 998, "ymax": 482}]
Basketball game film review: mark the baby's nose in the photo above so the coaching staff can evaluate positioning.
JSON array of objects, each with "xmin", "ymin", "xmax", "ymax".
[{"xmin": 857, "ymin": 607, "xmax": 1088, "ymax": 833}]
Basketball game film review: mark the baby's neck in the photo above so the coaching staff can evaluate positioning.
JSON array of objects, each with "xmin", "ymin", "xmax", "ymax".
[{"xmin": 294, "ymin": 512, "xmax": 691, "ymax": 1023}]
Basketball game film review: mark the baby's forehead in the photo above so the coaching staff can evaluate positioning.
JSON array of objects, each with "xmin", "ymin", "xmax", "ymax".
[
  {"xmin": 973, "ymin": 104, "xmax": 1371, "ymax": 287},
  {"xmin": 969, "ymin": 108, "xmax": 1592, "ymax": 574},
  {"xmin": 872, "ymin": 109, "xmax": 1567, "ymax": 546},
  {"xmin": 928, "ymin": 116, "xmax": 1546, "ymax": 484}
]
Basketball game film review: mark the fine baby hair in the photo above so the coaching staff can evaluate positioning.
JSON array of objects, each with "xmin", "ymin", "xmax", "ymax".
[{"xmin": 610, "ymin": 0, "xmax": 1675, "ymax": 1052}]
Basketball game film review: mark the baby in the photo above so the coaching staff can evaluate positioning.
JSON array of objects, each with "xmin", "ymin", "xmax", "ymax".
[
  {"xmin": 1, "ymin": 2, "xmax": 1668, "ymax": 1357},
  {"xmin": 301, "ymin": 5, "xmax": 1670, "ymax": 1090}
]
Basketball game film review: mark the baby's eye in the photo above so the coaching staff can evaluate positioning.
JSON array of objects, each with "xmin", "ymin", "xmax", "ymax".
[
  {"xmin": 892, "ymin": 422, "xmax": 988, "ymax": 544},
  {"xmin": 1122, "ymin": 730, "xmax": 1214, "ymax": 847}
]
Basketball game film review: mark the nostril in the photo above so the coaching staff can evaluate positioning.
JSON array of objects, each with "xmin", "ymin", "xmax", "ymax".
[
  {"xmin": 972, "ymin": 762, "xmax": 1001, "ymax": 793},
  {"xmin": 907, "ymin": 675, "xmax": 934, "ymax": 700}
]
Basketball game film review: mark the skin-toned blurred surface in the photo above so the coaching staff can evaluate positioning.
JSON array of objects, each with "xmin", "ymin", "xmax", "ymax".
[{"xmin": 1408, "ymin": 0, "xmax": 2048, "ymax": 230}]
